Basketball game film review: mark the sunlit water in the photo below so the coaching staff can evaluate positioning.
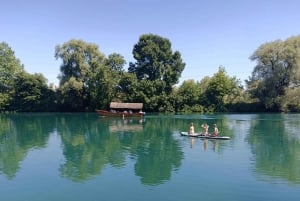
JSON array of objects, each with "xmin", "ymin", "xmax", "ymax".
[{"xmin": 1, "ymin": 113, "xmax": 300, "ymax": 201}]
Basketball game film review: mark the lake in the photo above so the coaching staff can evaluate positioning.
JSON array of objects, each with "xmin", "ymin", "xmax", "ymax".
[{"xmin": 0, "ymin": 113, "xmax": 300, "ymax": 201}]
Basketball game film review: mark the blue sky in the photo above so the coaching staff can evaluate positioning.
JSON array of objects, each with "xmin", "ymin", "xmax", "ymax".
[{"xmin": 2, "ymin": 0, "xmax": 300, "ymax": 86}]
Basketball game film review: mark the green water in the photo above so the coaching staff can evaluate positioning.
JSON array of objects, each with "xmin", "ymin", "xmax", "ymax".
[{"xmin": 0, "ymin": 113, "xmax": 300, "ymax": 201}]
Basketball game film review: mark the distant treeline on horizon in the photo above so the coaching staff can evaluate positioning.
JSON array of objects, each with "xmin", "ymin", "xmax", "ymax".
[{"xmin": 1, "ymin": 34, "xmax": 300, "ymax": 113}]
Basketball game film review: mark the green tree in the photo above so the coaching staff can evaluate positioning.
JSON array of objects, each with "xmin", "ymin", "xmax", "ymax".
[
  {"xmin": 104, "ymin": 53, "xmax": 127, "ymax": 103},
  {"xmin": 128, "ymin": 34, "xmax": 185, "ymax": 112},
  {"xmin": 55, "ymin": 39, "xmax": 109, "ymax": 111},
  {"xmin": 205, "ymin": 66, "xmax": 239, "ymax": 111},
  {"xmin": 129, "ymin": 34, "xmax": 185, "ymax": 93},
  {"xmin": 106, "ymin": 53, "xmax": 126, "ymax": 72},
  {"xmin": 175, "ymin": 79, "xmax": 202, "ymax": 112},
  {"xmin": 118, "ymin": 72, "xmax": 138, "ymax": 102},
  {"xmin": 57, "ymin": 77, "xmax": 86, "ymax": 111},
  {"xmin": 247, "ymin": 35, "xmax": 300, "ymax": 110},
  {"xmin": 134, "ymin": 79, "xmax": 165, "ymax": 111},
  {"xmin": 0, "ymin": 42, "xmax": 24, "ymax": 110},
  {"xmin": 55, "ymin": 39, "xmax": 106, "ymax": 85},
  {"xmin": 10, "ymin": 72, "xmax": 54, "ymax": 112},
  {"xmin": 88, "ymin": 63, "xmax": 119, "ymax": 110},
  {"xmin": 197, "ymin": 76, "xmax": 211, "ymax": 106},
  {"xmin": 281, "ymin": 87, "xmax": 300, "ymax": 112}
]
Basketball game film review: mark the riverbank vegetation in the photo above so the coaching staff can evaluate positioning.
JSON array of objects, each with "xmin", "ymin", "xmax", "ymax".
[{"xmin": 1, "ymin": 34, "xmax": 300, "ymax": 113}]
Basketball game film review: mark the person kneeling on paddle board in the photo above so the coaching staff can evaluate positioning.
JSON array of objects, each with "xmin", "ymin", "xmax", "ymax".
[
  {"xmin": 201, "ymin": 123, "xmax": 209, "ymax": 135},
  {"xmin": 210, "ymin": 124, "xmax": 219, "ymax": 137}
]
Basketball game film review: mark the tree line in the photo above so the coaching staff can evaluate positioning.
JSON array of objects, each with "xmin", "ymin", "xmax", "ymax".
[{"xmin": 1, "ymin": 34, "xmax": 300, "ymax": 113}]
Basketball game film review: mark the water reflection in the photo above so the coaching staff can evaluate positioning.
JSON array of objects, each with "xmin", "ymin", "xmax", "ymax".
[
  {"xmin": 245, "ymin": 114, "xmax": 300, "ymax": 184},
  {"xmin": 1, "ymin": 113, "xmax": 300, "ymax": 185},
  {"xmin": 189, "ymin": 138, "xmax": 219, "ymax": 152},
  {"xmin": 57, "ymin": 114, "xmax": 127, "ymax": 182},
  {"xmin": 109, "ymin": 118, "xmax": 144, "ymax": 133},
  {"xmin": 119, "ymin": 117, "xmax": 183, "ymax": 185},
  {"xmin": 0, "ymin": 114, "xmax": 183, "ymax": 185},
  {"xmin": 189, "ymin": 137, "xmax": 195, "ymax": 148},
  {"xmin": 0, "ymin": 114, "xmax": 56, "ymax": 179}
]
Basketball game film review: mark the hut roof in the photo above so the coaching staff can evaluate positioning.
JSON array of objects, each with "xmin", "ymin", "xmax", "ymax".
[{"xmin": 110, "ymin": 102, "xmax": 143, "ymax": 109}]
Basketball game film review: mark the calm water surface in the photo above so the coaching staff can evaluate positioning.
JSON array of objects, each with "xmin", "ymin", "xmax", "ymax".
[{"xmin": 0, "ymin": 113, "xmax": 300, "ymax": 201}]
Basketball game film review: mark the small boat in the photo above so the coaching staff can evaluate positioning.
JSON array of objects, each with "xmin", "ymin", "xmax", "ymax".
[
  {"xmin": 180, "ymin": 131, "xmax": 230, "ymax": 140},
  {"xmin": 96, "ymin": 102, "xmax": 145, "ymax": 117}
]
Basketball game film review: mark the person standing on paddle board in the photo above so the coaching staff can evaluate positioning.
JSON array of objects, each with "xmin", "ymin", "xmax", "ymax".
[{"xmin": 189, "ymin": 122, "xmax": 195, "ymax": 134}]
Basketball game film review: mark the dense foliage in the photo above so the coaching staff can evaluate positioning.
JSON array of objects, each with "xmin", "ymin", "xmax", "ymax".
[
  {"xmin": 246, "ymin": 35, "xmax": 300, "ymax": 112},
  {"xmin": 128, "ymin": 34, "xmax": 185, "ymax": 111},
  {"xmin": 0, "ymin": 42, "xmax": 24, "ymax": 111},
  {"xmin": 1, "ymin": 34, "xmax": 300, "ymax": 113}
]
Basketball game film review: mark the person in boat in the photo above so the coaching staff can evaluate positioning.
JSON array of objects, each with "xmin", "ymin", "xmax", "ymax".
[
  {"xmin": 189, "ymin": 122, "xmax": 195, "ymax": 134},
  {"xmin": 210, "ymin": 124, "xmax": 219, "ymax": 137},
  {"xmin": 201, "ymin": 123, "xmax": 209, "ymax": 135}
]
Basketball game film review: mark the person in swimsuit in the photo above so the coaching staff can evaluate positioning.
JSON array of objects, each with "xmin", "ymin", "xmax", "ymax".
[
  {"xmin": 189, "ymin": 122, "xmax": 195, "ymax": 134},
  {"xmin": 210, "ymin": 124, "xmax": 219, "ymax": 137},
  {"xmin": 201, "ymin": 123, "xmax": 209, "ymax": 135}
]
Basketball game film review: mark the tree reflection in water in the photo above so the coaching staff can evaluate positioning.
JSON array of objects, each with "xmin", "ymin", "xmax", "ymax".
[
  {"xmin": 246, "ymin": 114, "xmax": 300, "ymax": 184},
  {"xmin": 1, "ymin": 113, "xmax": 300, "ymax": 185}
]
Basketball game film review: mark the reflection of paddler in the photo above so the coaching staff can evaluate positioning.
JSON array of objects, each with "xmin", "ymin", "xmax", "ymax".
[
  {"xmin": 189, "ymin": 137, "xmax": 195, "ymax": 148},
  {"xmin": 203, "ymin": 139, "xmax": 208, "ymax": 150},
  {"xmin": 213, "ymin": 140, "xmax": 219, "ymax": 152}
]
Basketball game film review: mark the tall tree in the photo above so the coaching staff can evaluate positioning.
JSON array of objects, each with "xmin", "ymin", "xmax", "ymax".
[
  {"xmin": 128, "ymin": 34, "xmax": 185, "ymax": 94},
  {"xmin": 282, "ymin": 36, "xmax": 300, "ymax": 86},
  {"xmin": 0, "ymin": 42, "xmax": 24, "ymax": 110},
  {"xmin": 128, "ymin": 34, "xmax": 185, "ymax": 111},
  {"xmin": 55, "ymin": 39, "xmax": 105, "ymax": 86},
  {"xmin": 105, "ymin": 53, "xmax": 127, "ymax": 103},
  {"xmin": 205, "ymin": 66, "xmax": 239, "ymax": 111},
  {"xmin": 247, "ymin": 35, "xmax": 300, "ymax": 110},
  {"xmin": 55, "ymin": 39, "xmax": 108, "ymax": 111}
]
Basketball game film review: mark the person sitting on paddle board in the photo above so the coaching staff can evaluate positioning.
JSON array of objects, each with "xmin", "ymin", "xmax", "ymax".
[
  {"xmin": 189, "ymin": 122, "xmax": 195, "ymax": 134},
  {"xmin": 201, "ymin": 123, "xmax": 209, "ymax": 135},
  {"xmin": 210, "ymin": 124, "xmax": 219, "ymax": 137}
]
